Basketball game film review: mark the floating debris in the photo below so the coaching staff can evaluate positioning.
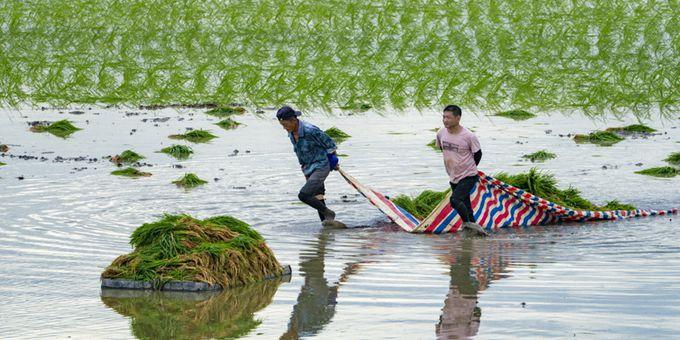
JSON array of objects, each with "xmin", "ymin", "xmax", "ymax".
[
  {"xmin": 160, "ymin": 145, "xmax": 194, "ymax": 160},
  {"xmin": 111, "ymin": 167, "xmax": 152, "ymax": 177},
  {"xmin": 100, "ymin": 214, "xmax": 285, "ymax": 289},
  {"xmin": 30, "ymin": 119, "xmax": 81, "ymax": 138},
  {"xmin": 521, "ymin": 150, "xmax": 556, "ymax": 162},
  {"xmin": 0, "ymin": 144, "xmax": 8, "ymax": 153},
  {"xmin": 173, "ymin": 173, "xmax": 208, "ymax": 188},
  {"xmin": 205, "ymin": 106, "xmax": 246, "ymax": 117},
  {"xmin": 216, "ymin": 118, "xmax": 241, "ymax": 130},
  {"xmin": 573, "ymin": 131, "xmax": 624, "ymax": 146},
  {"xmin": 110, "ymin": 150, "xmax": 145, "ymax": 166},
  {"xmin": 324, "ymin": 127, "xmax": 351, "ymax": 144},
  {"xmin": 635, "ymin": 166, "xmax": 679, "ymax": 178},
  {"xmin": 664, "ymin": 152, "xmax": 680, "ymax": 166},
  {"xmin": 495, "ymin": 110, "xmax": 536, "ymax": 121},
  {"xmin": 169, "ymin": 130, "xmax": 217, "ymax": 143}
]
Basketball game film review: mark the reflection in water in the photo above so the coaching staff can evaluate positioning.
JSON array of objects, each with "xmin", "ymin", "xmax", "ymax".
[
  {"xmin": 436, "ymin": 237, "xmax": 515, "ymax": 339},
  {"xmin": 101, "ymin": 278, "xmax": 285, "ymax": 339},
  {"xmin": 281, "ymin": 228, "xmax": 368, "ymax": 339}
]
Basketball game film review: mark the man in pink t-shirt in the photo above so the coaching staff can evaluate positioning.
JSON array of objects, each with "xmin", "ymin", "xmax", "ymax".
[{"xmin": 435, "ymin": 105, "xmax": 487, "ymax": 235}]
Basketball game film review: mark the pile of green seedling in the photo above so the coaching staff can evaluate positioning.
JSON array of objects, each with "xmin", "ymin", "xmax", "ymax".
[
  {"xmin": 494, "ymin": 110, "xmax": 536, "ymax": 121},
  {"xmin": 0, "ymin": 162, "xmax": 6, "ymax": 166},
  {"xmin": 30, "ymin": 120, "xmax": 81, "ymax": 138},
  {"xmin": 635, "ymin": 151, "xmax": 680, "ymax": 178},
  {"xmin": 111, "ymin": 167, "xmax": 152, "ymax": 177},
  {"xmin": 173, "ymin": 173, "xmax": 207, "ymax": 188},
  {"xmin": 216, "ymin": 118, "xmax": 241, "ymax": 130},
  {"xmin": 391, "ymin": 168, "xmax": 636, "ymax": 219},
  {"xmin": 522, "ymin": 150, "xmax": 556, "ymax": 162},
  {"xmin": 574, "ymin": 124, "xmax": 656, "ymax": 146},
  {"xmin": 2, "ymin": 1, "xmax": 675, "ymax": 117},
  {"xmin": 160, "ymin": 145, "xmax": 194, "ymax": 160},
  {"xmin": 111, "ymin": 150, "xmax": 145, "ymax": 166},
  {"xmin": 325, "ymin": 127, "xmax": 351, "ymax": 144},
  {"xmin": 605, "ymin": 124, "xmax": 656, "ymax": 134},
  {"xmin": 101, "ymin": 214, "xmax": 285, "ymax": 289},
  {"xmin": 169, "ymin": 130, "xmax": 217, "ymax": 143}
]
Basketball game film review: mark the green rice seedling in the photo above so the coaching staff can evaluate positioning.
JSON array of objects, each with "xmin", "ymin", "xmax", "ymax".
[
  {"xmin": 0, "ymin": 162, "xmax": 6, "ymax": 166},
  {"xmin": 111, "ymin": 150, "xmax": 144, "ymax": 165},
  {"xmin": 159, "ymin": 145, "xmax": 193, "ymax": 160},
  {"xmin": 216, "ymin": 118, "xmax": 241, "ymax": 130},
  {"xmin": 325, "ymin": 127, "xmax": 351, "ymax": 144},
  {"xmin": 205, "ymin": 106, "xmax": 246, "ymax": 117},
  {"xmin": 635, "ymin": 166, "xmax": 679, "ymax": 178},
  {"xmin": 495, "ymin": 110, "xmax": 536, "ymax": 121},
  {"xmin": 521, "ymin": 150, "xmax": 556, "ymax": 162},
  {"xmin": 111, "ymin": 167, "xmax": 152, "ymax": 177},
  {"xmin": 427, "ymin": 139, "xmax": 441, "ymax": 152},
  {"xmin": 605, "ymin": 124, "xmax": 656, "ymax": 134},
  {"xmin": 169, "ymin": 130, "xmax": 217, "ymax": 143},
  {"xmin": 573, "ymin": 131, "xmax": 624, "ymax": 146},
  {"xmin": 391, "ymin": 188, "xmax": 451, "ymax": 220},
  {"xmin": 663, "ymin": 152, "xmax": 680, "ymax": 166},
  {"xmin": 30, "ymin": 120, "xmax": 81, "ymax": 138},
  {"xmin": 173, "ymin": 173, "xmax": 208, "ymax": 188},
  {"xmin": 337, "ymin": 153, "xmax": 348, "ymax": 157},
  {"xmin": 600, "ymin": 200, "xmax": 636, "ymax": 211},
  {"xmin": 101, "ymin": 214, "xmax": 285, "ymax": 289}
]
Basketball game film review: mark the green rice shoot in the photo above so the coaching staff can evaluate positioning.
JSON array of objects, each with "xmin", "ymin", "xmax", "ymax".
[
  {"xmin": 112, "ymin": 150, "xmax": 145, "ymax": 165},
  {"xmin": 663, "ymin": 152, "xmax": 680, "ymax": 166},
  {"xmin": 605, "ymin": 124, "xmax": 656, "ymax": 134},
  {"xmin": 522, "ymin": 150, "xmax": 556, "ymax": 162},
  {"xmin": 169, "ymin": 130, "xmax": 217, "ymax": 143},
  {"xmin": 159, "ymin": 145, "xmax": 194, "ymax": 160},
  {"xmin": 325, "ymin": 127, "xmax": 351, "ymax": 144},
  {"xmin": 573, "ymin": 131, "xmax": 624, "ymax": 146},
  {"xmin": 111, "ymin": 167, "xmax": 152, "ymax": 177},
  {"xmin": 495, "ymin": 110, "xmax": 536, "ymax": 121},
  {"xmin": 0, "ymin": 162, "xmax": 5, "ymax": 166},
  {"xmin": 30, "ymin": 120, "xmax": 81, "ymax": 138},
  {"xmin": 427, "ymin": 139, "xmax": 441, "ymax": 152},
  {"xmin": 635, "ymin": 166, "xmax": 679, "ymax": 178},
  {"xmin": 173, "ymin": 173, "xmax": 208, "ymax": 188},
  {"xmin": 216, "ymin": 118, "xmax": 241, "ymax": 130}
]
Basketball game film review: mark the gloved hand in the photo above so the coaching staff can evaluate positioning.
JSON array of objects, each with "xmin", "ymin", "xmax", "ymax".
[{"xmin": 327, "ymin": 153, "xmax": 339, "ymax": 170}]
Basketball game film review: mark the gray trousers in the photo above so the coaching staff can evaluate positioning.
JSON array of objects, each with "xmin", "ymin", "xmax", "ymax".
[{"xmin": 298, "ymin": 167, "xmax": 330, "ymax": 221}]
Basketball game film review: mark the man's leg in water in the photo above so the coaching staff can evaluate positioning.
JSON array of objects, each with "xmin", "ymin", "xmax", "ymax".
[
  {"xmin": 315, "ymin": 183, "xmax": 327, "ymax": 221},
  {"xmin": 298, "ymin": 167, "xmax": 334, "ymax": 220},
  {"xmin": 449, "ymin": 175, "xmax": 479, "ymax": 223}
]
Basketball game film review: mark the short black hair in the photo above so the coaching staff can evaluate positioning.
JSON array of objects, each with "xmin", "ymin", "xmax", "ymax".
[{"xmin": 443, "ymin": 105, "xmax": 462, "ymax": 116}]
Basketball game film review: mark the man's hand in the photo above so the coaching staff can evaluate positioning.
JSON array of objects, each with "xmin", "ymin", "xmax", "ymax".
[{"xmin": 327, "ymin": 153, "xmax": 339, "ymax": 170}]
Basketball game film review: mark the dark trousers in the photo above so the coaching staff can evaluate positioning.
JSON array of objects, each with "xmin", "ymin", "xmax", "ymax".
[
  {"xmin": 449, "ymin": 175, "xmax": 478, "ymax": 223},
  {"xmin": 298, "ymin": 167, "xmax": 330, "ymax": 221}
]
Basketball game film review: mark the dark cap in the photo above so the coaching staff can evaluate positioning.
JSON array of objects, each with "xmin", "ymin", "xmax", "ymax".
[{"xmin": 276, "ymin": 106, "xmax": 301, "ymax": 120}]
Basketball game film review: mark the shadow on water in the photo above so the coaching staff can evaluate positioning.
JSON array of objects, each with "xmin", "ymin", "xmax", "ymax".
[{"xmin": 100, "ymin": 278, "xmax": 287, "ymax": 339}]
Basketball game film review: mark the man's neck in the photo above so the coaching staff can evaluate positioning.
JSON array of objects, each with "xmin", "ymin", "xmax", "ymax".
[{"xmin": 446, "ymin": 124, "xmax": 462, "ymax": 134}]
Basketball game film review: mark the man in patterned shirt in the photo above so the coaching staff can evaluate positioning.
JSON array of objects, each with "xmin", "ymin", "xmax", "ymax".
[{"xmin": 277, "ymin": 106, "xmax": 346, "ymax": 228}]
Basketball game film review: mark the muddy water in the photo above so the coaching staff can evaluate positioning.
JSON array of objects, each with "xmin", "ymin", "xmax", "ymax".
[{"xmin": 0, "ymin": 108, "xmax": 678, "ymax": 339}]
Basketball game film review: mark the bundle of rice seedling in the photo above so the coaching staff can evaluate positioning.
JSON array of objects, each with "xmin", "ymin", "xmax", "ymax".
[
  {"xmin": 605, "ymin": 124, "xmax": 656, "ymax": 134},
  {"xmin": 663, "ymin": 152, "xmax": 680, "ymax": 166},
  {"xmin": 495, "ymin": 110, "xmax": 536, "ymax": 120},
  {"xmin": 324, "ymin": 127, "xmax": 351, "ymax": 143},
  {"xmin": 205, "ymin": 106, "xmax": 246, "ymax": 117},
  {"xmin": 635, "ymin": 166, "xmax": 679, "ymax": 178},
  {"xmin": 216, "ymin": 118, "xmax": 241, "ymax": 130},
  {"xmin": 111, "ymin": 167, "xmax": 152, "ymax": 177},
  {"xmin": 111, "ymin": 150, "xmax": 145, "ymax": 165},
  {"xmin": 521, "ymin": 150, "xmax": 556, "ymax": 162},
  {"xmin": 30, "ymin": 120, "xmax": 81, "ymax": 138},
  {"xmin": 159, "ymin": 145, "xmax": 193, "ymax": 160},
  {"xmin": 169, "ymin": 130, "xmax": 217, "ymax": 143},
  {"xmin": 101, "ymin": 214, "xmax": 285, "ymax": 289},
  {"xmin": 573, "ymin": 131, "xmax": 624, "ymax": 146},
  {"xmin": 173, "ymin": 173, "xmax": 207, "ymax": 188}
]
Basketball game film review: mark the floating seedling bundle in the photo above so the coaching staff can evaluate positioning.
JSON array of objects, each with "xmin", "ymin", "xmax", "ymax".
[
  {"xmin": 169, "ymin": 130, "xmax": 217, "ymax": 143},
  {"xmin": 101, "ymin": 214, "xmax": 287, "ymax": 290},
  {"xmin": 30, "ymin": 120, "xmax": 81, "ymax": 138}
]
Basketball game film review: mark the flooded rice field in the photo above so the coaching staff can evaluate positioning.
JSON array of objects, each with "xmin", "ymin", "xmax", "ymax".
[{"xmin": 0, "ymin": 107, "xmax": 679, "ymax": 339}]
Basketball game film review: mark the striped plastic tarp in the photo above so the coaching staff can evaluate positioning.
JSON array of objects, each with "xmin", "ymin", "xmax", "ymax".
[{"xmin": 338, "ymin": 168, "xmax": 677, "ymax": 234}]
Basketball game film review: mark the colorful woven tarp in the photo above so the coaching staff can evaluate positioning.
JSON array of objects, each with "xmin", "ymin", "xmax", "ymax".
[{"xmin": 338, "ymin": 168, "xmax": 677, "ymax": 234}]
